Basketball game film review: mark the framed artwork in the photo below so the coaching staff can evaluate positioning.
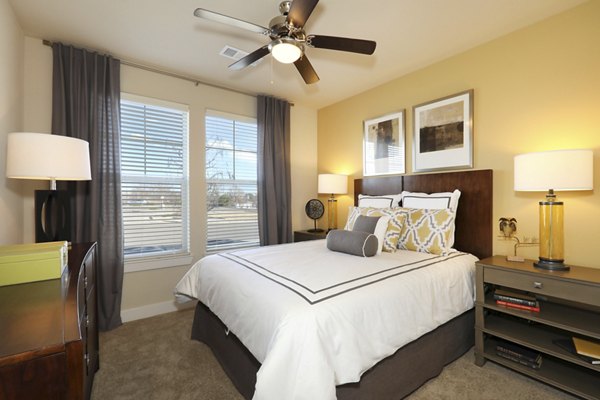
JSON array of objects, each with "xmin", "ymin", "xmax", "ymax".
[
  {"xmin": 363, "ymin": 111, "xmax": 405, "ymax": 176},
  {"xmin": 412, "ymin": 90, "xmax": 473, "ymax": 172}
]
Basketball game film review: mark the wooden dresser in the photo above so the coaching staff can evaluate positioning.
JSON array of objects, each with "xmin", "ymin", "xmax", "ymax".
[{"xmin": 0, "ymin": 242, "xmax": 99, "ymax": 400}]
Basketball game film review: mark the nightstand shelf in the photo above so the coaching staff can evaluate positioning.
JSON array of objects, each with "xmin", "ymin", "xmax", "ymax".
[
  {"xmin": 483, "ymin": 338, "xmax": 600, "ymax": 400},
  {"xmin": 475, "ymin": 256, "xmax": 600, "ymax": 400},
  {"xmin": 483, "ymin": 292, "xmax": 600, "ymax": 338},
  {"xmin": 483, "ymin": 314, "xmax": 600, "ymax": 372}
]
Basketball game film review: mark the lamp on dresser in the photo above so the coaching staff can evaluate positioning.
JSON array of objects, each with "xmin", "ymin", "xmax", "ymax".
[
  {"xmin": 6, "ymin": 132, "xmax": 91, "ymax": 243},
  {"xmin": 318, "ymin": 173, "xmax": 347, "ymax": 231},
  {"xmin": 514, "ymin": 149, "xmax": 593, "ymax": 271}
]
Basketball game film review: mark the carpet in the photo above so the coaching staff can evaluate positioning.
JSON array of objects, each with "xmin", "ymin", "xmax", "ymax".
[{"xmin": 92, "ymin": 308, "xmax": 577, "ymax": 400}]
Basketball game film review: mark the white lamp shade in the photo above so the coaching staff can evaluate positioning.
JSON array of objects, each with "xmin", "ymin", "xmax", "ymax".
[
  {"xmin": 318, "ymin": 174, "xmax": 347, "ymax": 195},
  {"xmin": 6, "ymin": 132, "xmax": 91, "ymax": 181},
  {"xmin": 514, "ymin": 149, "xmax": 593, "ymax": 192}
]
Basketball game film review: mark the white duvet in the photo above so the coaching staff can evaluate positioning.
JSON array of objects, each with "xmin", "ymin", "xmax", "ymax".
[{"xmin": 175, "ymin": 240, "xmax": 477, "ymax": 400}]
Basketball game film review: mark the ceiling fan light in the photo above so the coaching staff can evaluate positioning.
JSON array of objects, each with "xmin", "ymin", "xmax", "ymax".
[{"xmin": 271, "ymin": 40, "xmax": 302, "ymax": 64}]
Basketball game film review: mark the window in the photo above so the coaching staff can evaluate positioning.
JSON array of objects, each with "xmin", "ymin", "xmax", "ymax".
[
  {"xmin": 205, "ymin": 111, "xmax": 259, "ymax": 253},
  {"xmin": 120, "ymin": 93, "xmax": 189, "ymax": 259}
]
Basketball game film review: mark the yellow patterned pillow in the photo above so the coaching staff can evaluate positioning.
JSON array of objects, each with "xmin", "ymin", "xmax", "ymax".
[
  {"xmin": 397, "ymin": 208, "xmax": 456, "ymax": 255},
  {"xmin": 347, "ymin": 207, "xmax": 406, "ymax": 252}
]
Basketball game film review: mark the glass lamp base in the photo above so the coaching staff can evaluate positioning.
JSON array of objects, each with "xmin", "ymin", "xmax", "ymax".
[{"xmin": 534, "ymin": 259, "xmax": 570, "ymax": 271}]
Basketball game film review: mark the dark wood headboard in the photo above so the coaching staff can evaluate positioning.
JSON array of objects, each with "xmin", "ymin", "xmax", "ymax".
[{"xmin": 354, "ymin": 169, "xmax": 493, "ymax": 259}]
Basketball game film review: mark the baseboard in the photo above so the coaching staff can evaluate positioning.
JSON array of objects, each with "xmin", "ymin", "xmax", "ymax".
[{"xmin": 121, "ymin": 300, "xmax": 195, "ymax": 323}]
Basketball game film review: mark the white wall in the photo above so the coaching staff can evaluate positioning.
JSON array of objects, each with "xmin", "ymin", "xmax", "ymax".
[
  {"xmin": 21, "ymin": 37, "xmax": 318, "ymax": 319},
  {"xmin": 0, "ymin": 0, "xmax": 24, "ymax": 244}
]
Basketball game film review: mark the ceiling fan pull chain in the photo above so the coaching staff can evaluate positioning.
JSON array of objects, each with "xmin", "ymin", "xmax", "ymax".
[{"xmin": 270, "ymin": 55, "xmax": 274, "ymax": 85}]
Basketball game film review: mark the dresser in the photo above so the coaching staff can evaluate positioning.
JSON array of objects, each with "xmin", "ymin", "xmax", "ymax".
[
  {"xmin": 475, "ymin": 256, "xmax": 600, "ymax": 399},
  {"xmin": 0, "ymin": 242, "xmax": 99, "ymax": 400}
]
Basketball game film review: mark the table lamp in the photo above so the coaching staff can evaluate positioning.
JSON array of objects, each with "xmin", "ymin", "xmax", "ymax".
[
  {"xmin": 6, "ymin": 132, "xmax": 91, "ymax": 242},
  {"xmin": 514, "ymin": 149, "xmax": 593, "ymax": 271},
  {"xmin": 318, "ymin": 173, "xmax": 347, "ymax": 231}
]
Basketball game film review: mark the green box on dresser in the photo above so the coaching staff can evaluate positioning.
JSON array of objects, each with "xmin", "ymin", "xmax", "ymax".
[
  {"xmin": 0, "ymin": 242, "xmax": 99, "ymax": 400},
  {"xmin": 475, "ymin": 256, "xmax": 600, "ymax": 400}
]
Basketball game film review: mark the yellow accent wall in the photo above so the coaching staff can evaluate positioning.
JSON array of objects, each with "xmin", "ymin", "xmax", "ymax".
[
  {"xmin": 317, "ymin": 1, "xmax": 600, "ymax": 267},
  {"xmin": 0, "ymin": 0, "xmax": 24, "ymax": 244}
]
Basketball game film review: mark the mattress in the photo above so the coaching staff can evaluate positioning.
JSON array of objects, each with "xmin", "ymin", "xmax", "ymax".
[{"xmin": 175, "ymin": 240, "xmax": 478, "ymax": 400}]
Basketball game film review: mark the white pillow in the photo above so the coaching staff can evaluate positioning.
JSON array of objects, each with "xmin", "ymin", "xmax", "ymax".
[
  {"xmin": 358, "ymin": 194, "xmax": 402, "ymax": 208},
  {"xmin": 372, "ymin": 215, "xmax": 391, "ymax": 255},
  {"xmin": 401, "ymin": 189, "xmax": 461, "ymax": 213}
]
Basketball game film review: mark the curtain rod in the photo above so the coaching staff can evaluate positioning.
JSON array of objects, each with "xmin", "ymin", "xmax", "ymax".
[{"xmin": 42, "ymin": 39, "xmax": 261, "ymax": 99}]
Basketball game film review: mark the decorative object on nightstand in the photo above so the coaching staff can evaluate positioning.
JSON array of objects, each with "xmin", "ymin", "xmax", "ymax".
[
  {"xmin": 514, "ymin": 149, "xmax": 593, "ymax": 271},
  {"xmin": 318, "ymin": 173, "xmax": 347, "ymax": 231},
  {"xmin": 305, "ymin": 199, "xmax": 325, "ymax": 233},
  {"xmin": 6, "ymin": 132, "xmax": 92, "ymax": 243},
  {"xmin": 497, "ymin": 217, "xmax": 537, "ymax": 262}
]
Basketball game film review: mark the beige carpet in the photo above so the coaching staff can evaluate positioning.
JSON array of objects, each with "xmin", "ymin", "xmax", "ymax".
[{"xmin": 92, "ymin": 309, "xmax": 577, "ymax": 400}]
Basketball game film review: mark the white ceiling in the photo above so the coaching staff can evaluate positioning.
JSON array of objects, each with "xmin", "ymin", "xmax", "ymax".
[{"xmin": 9, "ymin": 0, "xmax": 586, "ymax": 109}]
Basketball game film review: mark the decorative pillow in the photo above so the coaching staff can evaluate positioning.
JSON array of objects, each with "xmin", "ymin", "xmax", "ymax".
[
  {"xmin": 352, "ymin": 215, "xmax": 390, "ymax": 255},
  {"xmin": 352, "ymin": 215, "xmax": 380, "ymax": 233},
  {"xmin": 401, "ymin": 189, "xmax": 461, "ymax": 212},
  {"xmin": 346, "ymin": 207, "xmax": 406, "ymax": 252},
  {"xmin": 358, "ymin": 194, "xmax": 402, "ymax": 208},
  {"xmin": 397, "ymin": 208, "xmax": 456, "ymax": 255},
  {"xmin": 326, "ymin": 230, "xmax": 378, "ymax": 257},
  {"xmin": 344, "ymin": 206, "xmax": 364, "ymax": 230}
]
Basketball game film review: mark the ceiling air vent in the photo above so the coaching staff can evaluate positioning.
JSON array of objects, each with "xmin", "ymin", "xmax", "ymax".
[{"xmin": 219, "ymin": 45, "xmax": 262, "ymax": 67}]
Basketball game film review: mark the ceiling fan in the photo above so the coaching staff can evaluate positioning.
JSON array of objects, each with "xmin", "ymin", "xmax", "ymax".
[{"xmin": 193, "ymin": 0, "xmax": 376, "ymax": 84}]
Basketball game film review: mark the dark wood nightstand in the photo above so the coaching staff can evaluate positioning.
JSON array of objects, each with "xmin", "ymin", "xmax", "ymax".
[
  {"xmin": 294, "ymin": 230, "xmax": 327, "ymax": 242},
  {"xmin": 475, "ymin": 256, "xmax": 600, "ymax": 399},
  {"xmin": 0, "ymin": 242, "xmax": 99, "ymax": 400}
]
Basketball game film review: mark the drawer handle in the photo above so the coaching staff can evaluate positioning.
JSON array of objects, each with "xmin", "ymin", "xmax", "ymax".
[
  {"xmin": 533, "ymin": 281, "xmax": 543, "ymax": 289},
  {"xmin": 86, "ymin": 316, "xmax": 90, "ymax": 328}
]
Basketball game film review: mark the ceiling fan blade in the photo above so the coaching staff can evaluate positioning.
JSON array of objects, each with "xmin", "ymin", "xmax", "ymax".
[
  {"xmin": 286, "ymin": 0, "xmax": 319, "ymax": 29},
  {"xmin": 194, "ymin": 8, "xmax": 270, "ymax": 35},
  {"xmin": 307, "ymin": 35, "xmax": 376, "ymax": 55},
  {"xmin": 228, "ymin": 45, "xmax": 270, "ymax": 70},
  {"xmin": 294, "ymin": 56, "xmax": 319, "ymax": 84}
]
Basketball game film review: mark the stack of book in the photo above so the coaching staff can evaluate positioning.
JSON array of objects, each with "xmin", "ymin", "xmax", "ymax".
[
  {"xmin": 493, "ymin": 288, "xmax": 540, "ymax": 312},
  {"xmin": 496, "ymin": 340, "xmax": 543, "ymax": 369}
]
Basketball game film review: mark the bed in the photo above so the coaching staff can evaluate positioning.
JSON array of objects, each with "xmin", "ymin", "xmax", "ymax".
[{"xmin": 176, "ymin": 169, "xmax": 493, "ymax": 400}]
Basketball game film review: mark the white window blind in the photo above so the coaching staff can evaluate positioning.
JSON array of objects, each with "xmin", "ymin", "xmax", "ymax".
[
  {"xmin": 120, "ymin": 94, "xmax": 189, "ymax": 258},
  {"xmin": 206, "ymin": 111, "xmax": 259, "ymax": 253}
]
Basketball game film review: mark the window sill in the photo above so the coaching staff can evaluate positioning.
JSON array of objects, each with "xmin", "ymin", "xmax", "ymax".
[{"xmin": 124, "ymin": 253, "xmax": 193, "ymax": 273}]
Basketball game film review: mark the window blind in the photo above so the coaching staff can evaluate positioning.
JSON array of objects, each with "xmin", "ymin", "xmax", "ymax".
[
  {"xmin": 120, "ymin": 95, "xmax": 189, "ymax": 257},
  {"xmin": 206, "ymin": 112, "xmax": 259, "ymax": 253}
]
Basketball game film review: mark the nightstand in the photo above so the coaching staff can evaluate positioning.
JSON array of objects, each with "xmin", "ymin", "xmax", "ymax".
[
  {"xmin": 475, "ymin": 256, "xmax": 600, "ymax": 399},
  {"xmin": 294, "ymin": 229, "xmax": 327, "ymax": 242}
]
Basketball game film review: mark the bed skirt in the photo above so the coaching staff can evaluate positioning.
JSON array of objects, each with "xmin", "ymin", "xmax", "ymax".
[{"xmin": 191, "ymin": 301, "xmax": 474, "ymax": 399}]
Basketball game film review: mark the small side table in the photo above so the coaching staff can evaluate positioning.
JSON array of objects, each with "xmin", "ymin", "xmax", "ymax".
[{"xmin": 294, "ymin": 229, "xmax": 327, "ymax": 242}]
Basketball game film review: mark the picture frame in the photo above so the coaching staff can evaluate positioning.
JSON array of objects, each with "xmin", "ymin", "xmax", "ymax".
[
  {"xmin": 363, "ymin": 111, "xmax": 405, "ymax": 176},
  {"xmin": 412, "ymin": 90, "xmax": 473, "ymax": 172}
]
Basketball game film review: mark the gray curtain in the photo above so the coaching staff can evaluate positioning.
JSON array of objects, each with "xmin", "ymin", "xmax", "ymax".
[
  {"xmin": 51, "ymin": 42, "xmax": 124, "ymax": 331},
  {"xmin": 257, "ymin": 95, "xmax": 292, "ymax": 245}
]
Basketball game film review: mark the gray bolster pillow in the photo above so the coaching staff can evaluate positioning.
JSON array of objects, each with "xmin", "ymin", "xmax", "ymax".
[{"xmin": 326, "ymin": 230, "xmax": 378, "ymax": 257}]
